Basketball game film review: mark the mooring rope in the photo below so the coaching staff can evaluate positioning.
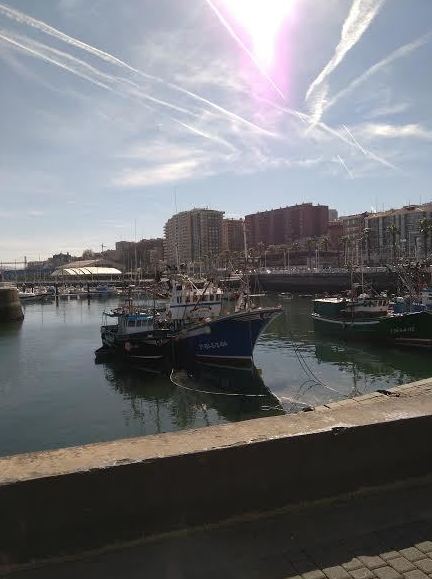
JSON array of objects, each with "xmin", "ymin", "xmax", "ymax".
[{"xmin": 169, "ymin": 369, "xmax": 270, "ymax": 398}]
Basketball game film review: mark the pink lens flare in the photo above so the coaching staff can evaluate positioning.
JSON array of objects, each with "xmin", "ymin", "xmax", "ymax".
[
  {"xmin": 220, "ymin": 0, "xmax": 296, "ymax": 70},
  {"xmin": 210, "ymin": 0, "xmax": 297, "ymax": 101}
]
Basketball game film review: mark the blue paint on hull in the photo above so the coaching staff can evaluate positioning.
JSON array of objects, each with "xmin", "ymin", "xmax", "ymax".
[{"xmin": 176, "ymin": 308, "xmax": 281, "ymax": 366}]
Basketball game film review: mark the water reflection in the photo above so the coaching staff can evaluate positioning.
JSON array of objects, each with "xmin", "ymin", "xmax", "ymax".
[
  {"xmin": 102, "ymin": 361, "xmax": 284, "ymax": 434},
  {"xmin": 1, "ymin": 295, "xmax": 431, "ymax": 457},
  {"xmin": 254, "ymin": 295, "xmax": 432, "ymax": 409},
  {"xmin": 101, "ymin": 294, "xmax": 432, "ymax": 422}
]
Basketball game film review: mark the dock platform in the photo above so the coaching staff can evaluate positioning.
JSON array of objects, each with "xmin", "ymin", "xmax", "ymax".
[{"xmin": 1, "ymin": 378, "xmax": 432, "ymax": 575}]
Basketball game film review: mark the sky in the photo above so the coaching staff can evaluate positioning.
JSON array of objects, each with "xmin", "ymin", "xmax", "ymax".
[{"xmin": 0, "ymin": 0, "xmax": 431, "ymax": 262}]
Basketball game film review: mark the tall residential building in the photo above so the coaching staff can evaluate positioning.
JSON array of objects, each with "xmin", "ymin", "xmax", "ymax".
[
  {"xmin": 164, "ymin": 208, "xmax": 224, "ymax": 266},
  {"xmin": 222, "ymin": 218, "xmax": 244, "ymax": 253},
  {"xmin": 245, "ymin": 203, "xmax": 328, "ymax": 248},
  {"xmin": 365, "ymin": 203, "xmax": 432, "ymax": 262}
]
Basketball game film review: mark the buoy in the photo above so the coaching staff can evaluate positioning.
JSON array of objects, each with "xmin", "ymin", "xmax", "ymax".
[{"xmin": 0, "ymin": 284, "xmax": 24, "ymax": 322}]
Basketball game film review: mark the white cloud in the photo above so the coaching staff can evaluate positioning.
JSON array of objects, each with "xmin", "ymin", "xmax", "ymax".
[
  {"xmin": 365, "ymin": 102, "xmax": 410, "ymax": 120},
  {"xmin": 113, "ymin": 159, "xmax": 204, "ymax": 187},
  {"xmin": 0, "ymin": 3, "xmax": 275, "ymax": 138},
  {"xmin": 355, "ymin": 123, "xmax": 432, "ymax": 140},
  {"xmin": 326, "ymin": 31, "xmax": 432, "ymax": 116}
]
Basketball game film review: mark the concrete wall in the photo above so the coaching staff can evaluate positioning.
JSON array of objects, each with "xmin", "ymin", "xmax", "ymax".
[
  {"xmin": 0, "ymin": 285, "xmax": 23, "ymax": 322},
  {"xmin": 255, "ymin": 271, "xmax": 399, "ymax": 292},
  {"xmin": 1, "ymin": 380, "xmax": 432, "ymax": 569}
]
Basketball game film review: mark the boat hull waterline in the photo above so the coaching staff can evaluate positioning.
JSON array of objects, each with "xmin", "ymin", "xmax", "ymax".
[
  {"xmin": 312, "ymin": 310, "xmax": 432, "ymax": 346},
  {"xmin": 97, "ymin": 307, "xmax": 281, "ymax": 367},
  {"xmin": 176, "ymin": 307, "xmax": 281, "ymax": 367}
]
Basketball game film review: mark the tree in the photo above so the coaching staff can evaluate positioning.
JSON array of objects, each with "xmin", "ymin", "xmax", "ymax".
[
  {"xmin": 306, "ymin": 238, "xmax": 316, "ymax": 269},
  {"xmin": 82, "ymin": 249, "xmax": 94, "ymax": 260},
  {"xmin": 386, "ymin": 224, "xmax": 400, "ymax": 263},
  {"xmin": 320, "ymin": 237, "xmax": 329, "ymax": 252},
  {"xmin": 419, "ymin": 218, "xmax": 432, "ymax": 260},
  {"xmin": 257, "ymin": 241, "xmax": 265, "ymax": 259}
]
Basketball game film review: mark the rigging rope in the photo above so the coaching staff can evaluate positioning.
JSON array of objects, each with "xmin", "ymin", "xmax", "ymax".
[{"xmin": 169, "ymin": 368, "xmax": 270, "ymax": 398}]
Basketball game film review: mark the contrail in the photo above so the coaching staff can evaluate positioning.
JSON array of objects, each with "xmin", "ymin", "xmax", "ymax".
[
  {"xmin": 0, "ymin": 2, "xmax": 275, "ymax": 137},
  {"xmin": 326, "ymin": 31, "xmax": 432, "ymax": 114},
  {"xmin": 0, "ymin": 31, "xmax": 203, "ymax": 119},
  {"xmin": 260, "ymin": 95, "xmax": 397, "ymax": 171},
  {"xmin": 305, "ymin": 0, "xmax": 386, "ymax": 124},
  {"xmin": 336, "ymin": 155, "xmax": 354, "ymax": 179},
  {"xmin": 343, "ymin": 124, "xmax": 397, "ymax": 170},
  {"xmin": 0, "ymin": 32, "xmax": 116, "ymax": 94},
  {"xmin": 0, "ymin": 32, "xmax": 244, "ymax": 151},
  {"xmin": 175, "ymin": 120, "xmax": 238, "ymax": 152},
  {"xmin": 0, "ymin": 32, "xmax": 238, "ymax": 150},
  {"xmin": 204, "ymin": 0, "xmax": 286, "ymax": 101}
]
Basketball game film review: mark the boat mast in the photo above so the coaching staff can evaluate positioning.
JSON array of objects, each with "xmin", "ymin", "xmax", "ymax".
[{"xmin": 242, "ymin": 220, "xmax": 248, "ymax": 267}]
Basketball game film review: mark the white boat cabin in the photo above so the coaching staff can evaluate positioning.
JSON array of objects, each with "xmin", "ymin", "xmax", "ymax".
[
  {"xmin": 104, "ymin": 309, "xmax": 155, "ymax": 336},
  {"xmin": 344, "ymin": 294, "xmax": 389, "ymax": 315},
  {"xmin": 167, "ymin": 279, "xmax": 223, "ymax": 321}
]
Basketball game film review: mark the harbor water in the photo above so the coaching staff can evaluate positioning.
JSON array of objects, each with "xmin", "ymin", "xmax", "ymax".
[{"xmin": 0, "ymin": 295, "xmax": 431, "ymax": 457}]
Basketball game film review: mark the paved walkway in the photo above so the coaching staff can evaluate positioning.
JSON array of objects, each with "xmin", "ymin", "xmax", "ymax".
[{"xmin": 6, "ymin": 477, "xmax": 432, "ymax": 579}]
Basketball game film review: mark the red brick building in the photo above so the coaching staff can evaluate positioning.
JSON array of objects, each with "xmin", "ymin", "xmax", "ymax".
[
  {"xmin": 328, "ymin": 220, "xmax": 343, "ymax": 249},
  {"xmin": 245, "ymin": 203, "xmax": 329, "ymax": 248},
  {"xmin": 222, "ymin": 218, "xmax": 244, "ymax": 252}
]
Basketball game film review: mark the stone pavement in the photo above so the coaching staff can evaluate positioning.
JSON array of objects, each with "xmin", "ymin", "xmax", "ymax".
[{"xmin": 6, "ymin": 476, "xmax": 432, "ymax": 579}]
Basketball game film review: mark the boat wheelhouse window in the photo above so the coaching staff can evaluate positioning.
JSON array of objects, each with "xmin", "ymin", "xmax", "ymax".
[
  {"xmin": 136, "ymin": 320, "xmax": 141, "ymax": 327},
  {"xmin": 210, "ymin": 294, "xmax": 214, "ymax": 301},
  {"xmin": 128, "ymin": 320, "xmax": 136, "ymax": 327}
]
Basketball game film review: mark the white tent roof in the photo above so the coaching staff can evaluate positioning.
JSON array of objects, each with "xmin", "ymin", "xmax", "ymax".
[{"xmin": 52, "ymin": 266, "xmax": 122, "ymax": 276}]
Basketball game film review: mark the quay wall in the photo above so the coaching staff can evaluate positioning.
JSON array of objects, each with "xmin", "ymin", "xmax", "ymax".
[
  {"xmin": 254, "ymin": 271, "xmax": 399, "ymax": 293},
  {"xmin": 1, "ymin": 379, "xmax": 432, "ymax": 570},
  {"xmin": 0, "ymin": 285, "xmax": 23, "ymax": 322}
]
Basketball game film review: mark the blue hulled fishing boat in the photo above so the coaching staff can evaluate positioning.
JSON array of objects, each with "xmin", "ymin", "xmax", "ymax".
[
  {"xmin": 96, "ymin": 277, "xmax": 281, "ymax": 367},
  {"xmin": 170, "ymin": 281, "xmax": 281, "ymax": 367}
]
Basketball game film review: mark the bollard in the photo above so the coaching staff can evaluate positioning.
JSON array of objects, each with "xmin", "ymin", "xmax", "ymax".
[{"xmin": 0, "ymin": 285, "xmax": 24, "ymax": 322}]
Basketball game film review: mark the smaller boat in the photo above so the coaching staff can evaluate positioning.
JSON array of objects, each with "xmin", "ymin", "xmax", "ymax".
[
  {"xmin": 96, "ymin": 302, "xmax": 174, "ymax": 364},
  {"xmin": 19, "ymin": 290, "xmax": 52, "ymax": 303},
  {"xmin": 392, "ymin": 287, "xmax": 432, "ymax": 314},
  {"xmin": 312, "ymin": 293, "xmax": 432, "ymax": 347}
]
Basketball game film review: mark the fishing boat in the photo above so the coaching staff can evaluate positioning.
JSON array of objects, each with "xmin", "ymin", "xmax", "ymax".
[
  {"xmin": 392, "ymin": 287, "xmax": 432, "ymax": 314},
  {"xmin": 168, "ymin": 277, "xmax": 281, "ymax": 367},
  {"xmin": 95, "ymin": 302, "xmax": 174, "ymax": 364},
  {"xmin": 312, "ymin": 293, "xmax": 432, "ymax": 347},
  {"xmin": 95, "ymin": 277, "xmax": 282, "ymax": 367}
]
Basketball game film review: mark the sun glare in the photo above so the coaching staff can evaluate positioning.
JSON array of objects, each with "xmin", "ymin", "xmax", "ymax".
[{"xmin": 220, "ymin": 0, "xmax": 295, "ymax": 69}]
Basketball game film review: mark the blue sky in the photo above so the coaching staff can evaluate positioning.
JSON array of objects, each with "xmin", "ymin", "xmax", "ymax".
[{"xmin": 0, "ymin": 0, "xmax": 431, "ymax": 261}]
